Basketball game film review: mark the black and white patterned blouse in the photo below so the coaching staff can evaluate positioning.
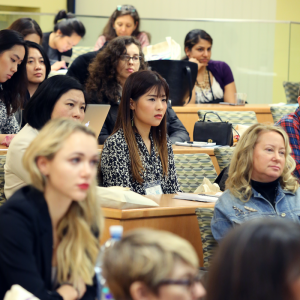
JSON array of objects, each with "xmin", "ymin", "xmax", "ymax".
[
  {"xmin": 101, "ymin": 129, "xmax": 181, "ymax": 195},
  {"xmin": 0, "ymin": 101, "xmax": 19, "ymax": 134}
]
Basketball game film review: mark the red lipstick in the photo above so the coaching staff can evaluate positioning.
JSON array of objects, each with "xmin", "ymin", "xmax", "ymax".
[{"xmin": 78, "ymin": 183, "xmax": 89, "ymax": 190}]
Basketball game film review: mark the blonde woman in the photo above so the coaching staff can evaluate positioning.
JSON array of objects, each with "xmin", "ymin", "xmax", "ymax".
[
  {"xmin": 211, "ymin": 123, "xmax": 300, "ymax": 242},
  {"xmin": 102, "ymin": 228, "xmax": 206, "ymax": 300},
  {"xmin": 0, "ymin": 119, "xmax": 102, "ymax": 300}
]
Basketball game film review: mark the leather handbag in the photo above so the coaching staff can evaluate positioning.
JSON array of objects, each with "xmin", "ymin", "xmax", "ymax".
[{"xmin": 193, "ymin": 111, "xmax": 233, "ymax": 146}]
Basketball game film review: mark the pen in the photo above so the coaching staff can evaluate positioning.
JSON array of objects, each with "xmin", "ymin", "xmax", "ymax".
[{"xmin": 197, "ymin": 194, "xmax": 219, "ymax": 197}]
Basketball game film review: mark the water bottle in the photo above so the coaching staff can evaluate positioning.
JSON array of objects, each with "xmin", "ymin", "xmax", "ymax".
[{"xmin": 94, "ymin": 226, "xmax": 123, "ymax": 300}]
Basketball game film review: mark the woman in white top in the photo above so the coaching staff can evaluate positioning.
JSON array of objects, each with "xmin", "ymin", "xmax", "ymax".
[
  {"xmin": 4, "ymin": 75, "xmax": 86, "ymax": 199},
  {"xmin": 94, "ymin": 5, "xmax": 150, "ymax": 51}
]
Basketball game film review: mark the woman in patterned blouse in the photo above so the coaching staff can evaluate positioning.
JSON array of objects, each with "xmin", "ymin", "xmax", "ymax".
[
  {"xmin": 101, "ymin": 70, "xmax": 181, "ymax": 195},
  {"xmin": 0, "ymin": 30, "xmax": 28, "ymax": 134}
]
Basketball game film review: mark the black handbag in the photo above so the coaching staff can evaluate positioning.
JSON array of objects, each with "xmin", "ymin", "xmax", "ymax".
[{"xmin": 193, "ymin": 111, "xmax": 233, "ymax": 146}]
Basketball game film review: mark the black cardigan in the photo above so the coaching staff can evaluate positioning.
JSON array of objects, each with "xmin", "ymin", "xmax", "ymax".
[
  {"xmin": 0, "ymin": 186, "xmax": 97, "ymax": 300},
  {"xmin": 42, "ymin": 32, "xmax": 73, "ymax": 65}
]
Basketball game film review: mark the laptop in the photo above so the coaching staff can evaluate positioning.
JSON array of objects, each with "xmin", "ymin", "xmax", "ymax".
[{"xmin": 83, "ymin": 104, "xmax": 111, "ymax": 136}]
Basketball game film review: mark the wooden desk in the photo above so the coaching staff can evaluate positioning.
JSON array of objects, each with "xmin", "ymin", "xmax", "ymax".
[
  {"xmin": 173, "ymin": 104, "xmax": 274, "ymax": 141},
  {"xmin": 101, "ymin": 194, "xmax": 215, "ymax": 266},
  {"xmin": 173, "ymin": 145, "xmax": 219, "ymax": 174}
]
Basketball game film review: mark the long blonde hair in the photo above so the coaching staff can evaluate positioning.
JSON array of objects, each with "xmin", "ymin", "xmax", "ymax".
[
  {"xmin": 227, "ymin": 123, "xmax": 299, "ymax": 202},
  {"xmin": 23, "ymin": 118, "xmax": 102, "ymax": 286},
  {"xmin": 102, "ymin": 228, "xmax": 198, "ymax": 300}
]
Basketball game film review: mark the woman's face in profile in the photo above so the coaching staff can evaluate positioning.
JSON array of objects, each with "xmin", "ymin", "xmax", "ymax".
[
  {"xmin": 51, "ymin": 89, "xmax": 86, "ymax": 122},
  {"xmin": 251, "ymin": 131, "xmax": 286, "ymax": 182},
  {"xmin": 38, "ymin": 131, "xmax": 99, "ymax": 202},
  {"xmin": 55, "ymin": 30, "xmax": 82, "ymax": 53},
  {"xmin": 185, "ymin": 39, "xmax": 212, "ymax": 67},
  {"xmin": 26, "ymin": 47, "xmax": 46, "ymax": 84},
  {"xmin": 0, "ymin": 45, "xmax": 25, "ymax": 83},
  {"xmin": 156, "ymin": 260, "xmax": 206, "ymax": 300}
]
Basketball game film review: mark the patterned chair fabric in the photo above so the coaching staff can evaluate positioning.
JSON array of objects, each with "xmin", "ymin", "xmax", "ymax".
[
  {"xmin": 174, "ymin": 153, "xmax": 217, "ymax": 193},
  {"xmin": 214, "ymin": 147, "xmax": 235, "ymax": 172},
  {"xmin": 270, "ymin": 105, "xmax": 297, "ymax": 124},
  {"xmin": 195, "ymin": 207, "xmax": 217, "ymax": 268},
  {"xmin": 70, "ymin": 46, "xmax": 94, "ymax": 64},
  {"xmin": 0, "ymin": 155, "xmax": 6, "ymax": 206},
  {"xmin": 283, "ymin": 81, "xmax": 299, "ymax": 104},
  {"xmin": 197, "ymin": 110, "xmax": 258, "ymax": 127}
]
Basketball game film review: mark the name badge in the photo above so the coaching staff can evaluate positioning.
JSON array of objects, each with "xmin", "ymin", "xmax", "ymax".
[{"xmin": 144, "ymin": 180, "xmax": 163, "ymax": 195}]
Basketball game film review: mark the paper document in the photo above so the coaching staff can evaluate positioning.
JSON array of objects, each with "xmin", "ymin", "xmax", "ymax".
[
  {"xmin": 175, "ymin": 142, "xmax": 216, "ymax": 147},
  {"xmin": 173, "ymin": 192, "xmax": 222, "ymax": 202}
]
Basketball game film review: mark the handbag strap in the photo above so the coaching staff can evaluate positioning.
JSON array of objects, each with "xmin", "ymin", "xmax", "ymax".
[{"xmin": 201, "ymin": 111, "xmax": 225, "ymax": 123}]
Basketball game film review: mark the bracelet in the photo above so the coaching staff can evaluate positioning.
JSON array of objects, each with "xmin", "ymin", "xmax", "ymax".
[{"xmin": 61, "ymin": 282, "xmax": 80, "ymax": 300}]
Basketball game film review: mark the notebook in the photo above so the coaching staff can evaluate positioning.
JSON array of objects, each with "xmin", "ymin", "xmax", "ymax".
[{"xmin": 83, "ymin": 104, "xmax": 111, "ymax": 136}]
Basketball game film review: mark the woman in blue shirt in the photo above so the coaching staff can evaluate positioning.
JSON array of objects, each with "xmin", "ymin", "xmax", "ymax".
[{"xmin": 211, "ymin": 123, "xmax": 300, "ymax": 242}]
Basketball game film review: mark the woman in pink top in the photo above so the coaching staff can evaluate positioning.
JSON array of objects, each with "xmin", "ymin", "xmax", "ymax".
[{"xmin": 94, "ymin": 5, "xmax": 150, "ymax": 50}]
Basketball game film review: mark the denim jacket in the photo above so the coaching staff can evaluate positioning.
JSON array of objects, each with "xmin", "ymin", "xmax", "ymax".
[{"xmin": 211, "ymin": 184, "xmax": 300, "ymax": 242}]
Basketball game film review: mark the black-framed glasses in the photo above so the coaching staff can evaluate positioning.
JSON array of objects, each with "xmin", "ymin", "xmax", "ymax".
[
  {"xmin": 156, "ymin": 271, "xmax": 204, "ymax": 289},
  {"xmin": 120, "ymin": 55, "xmax": 141, "ymax": 63},
  {"xmin": 116, "ymin": 5, "xmax": 136, "ymax": 13}
]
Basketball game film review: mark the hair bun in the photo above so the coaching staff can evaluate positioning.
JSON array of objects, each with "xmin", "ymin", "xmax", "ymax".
[{"xmin": 54, "ymin": 10, "xmax": 75, "ymax": 24}]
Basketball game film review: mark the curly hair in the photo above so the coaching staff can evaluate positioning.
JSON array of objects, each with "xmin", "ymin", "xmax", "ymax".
[
  {"xmin": 226, "ymin": 123, "xmax": 299, "ymax": 202},
  {"xmin": 86, "ymin": 36, "xmax": 147, "ymax": 104}
]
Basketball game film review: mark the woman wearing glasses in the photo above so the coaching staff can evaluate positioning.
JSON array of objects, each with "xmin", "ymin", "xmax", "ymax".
[
  {"xmin": 103, "ymin": 228, "xmax": 206, "ymax": 300},
  {"xmin": 86, "ymin": 36, "xmax": 190, "ymax": 145},
  {"xmin": 94, "ymin": 5, "xmax": 149, "ymax": 51}
]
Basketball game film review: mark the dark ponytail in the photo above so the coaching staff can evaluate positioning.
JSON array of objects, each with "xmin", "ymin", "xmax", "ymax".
[{"xmin": 53, "ymin": 10, "xmax": 85, "ymax": 38}]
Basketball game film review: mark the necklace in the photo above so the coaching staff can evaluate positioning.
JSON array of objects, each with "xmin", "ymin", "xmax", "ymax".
[{"xmin": 196, "ymin": 69, "xmax": 215, "ymax": 102}]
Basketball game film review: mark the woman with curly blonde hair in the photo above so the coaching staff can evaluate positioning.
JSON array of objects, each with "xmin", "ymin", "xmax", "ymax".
[
  {"xmin": 211, "ymin": 123, "xmax": 300, "ymax": 242},
  {"xmin": 0, "ymin": 118, "xmax": 102, "ymax": 300}
]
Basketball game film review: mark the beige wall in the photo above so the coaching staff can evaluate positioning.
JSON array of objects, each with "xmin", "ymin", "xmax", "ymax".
[
  {"xmin": 0, "ymin": 0, "xmax": 66, "ymax": 13},
  {"xmin": 76, "ymin": 0, "xmax": 276, "ymax": 19}
]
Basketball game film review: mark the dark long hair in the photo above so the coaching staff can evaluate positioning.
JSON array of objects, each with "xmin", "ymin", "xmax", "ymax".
[
  {"xmin": 86, "ymin": 36, "xmax": 147, "ymax": 104},
  {"xmin": 183, "ymin": 29, "xmax": 213, "ymax": 59},
  {"xmin": 113, "ymin": 70, "xmax": 169, "ymax": 183},
  {"xmin": 102, "ymin": 5, "xmax": 149, "ymax": 41},
  {"xmin": 53, "ymin": 10, "xmax": 85, "ymax": 37},
  {"xmin": 0, "ymin": 30, "xmax": 28, "ymax": 115},
  {"xmin": 25, "ymin": 41, "xmax": 51, "ymax": 81},
  {"xmin": 8, "ymin": 18, "xmax": 43, "ymax": 44},
  {"xmin": 207, "ymin": 219, "xmax": 300, "ymax": 300},
  {"xmin": 24, "ymin": 75, "xmax": 85, "ymax": 130}
]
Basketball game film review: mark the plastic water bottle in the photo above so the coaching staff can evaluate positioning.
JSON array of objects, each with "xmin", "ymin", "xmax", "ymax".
[{"xmin": 94, "ymin": 226, "xmax": 123, "ymax": 300}]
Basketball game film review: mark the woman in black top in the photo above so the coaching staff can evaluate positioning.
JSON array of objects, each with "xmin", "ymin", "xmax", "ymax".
[
  {"xmin": 0, "ymin": 30, "xmax": 28, "ymax": 134},
  {"xmin": 0, "ymin": 118, "xmax": 102, "ymax": 300},
  {"xmin": 101, "ymin": 70, "xmax": 181, "ymax": 195},
  {"xmin": 42, "ymin": 10, "xmax": 85, "ymax": 71}
]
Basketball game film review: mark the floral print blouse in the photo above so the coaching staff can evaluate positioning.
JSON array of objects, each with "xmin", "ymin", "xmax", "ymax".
[
  {"xmin": 0, "ymin": 101, "xmax": 19, "ymax": 134},
  {"xmin": 101, "ymin": 129, "xmax": 181, "ymax": 195}
]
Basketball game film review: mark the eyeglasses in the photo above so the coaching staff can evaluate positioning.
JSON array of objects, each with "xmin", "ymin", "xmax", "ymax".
[
  {"xmin": 120, "ymin": 55, "xmax": 141, "ymax": 63},
  {"xmin": 116, "ymin": 5, "xmax": 136, "ymax": 13},
  {"xmin": 156, "ymin": 271, "xmax": 204, "ymax": 290}
]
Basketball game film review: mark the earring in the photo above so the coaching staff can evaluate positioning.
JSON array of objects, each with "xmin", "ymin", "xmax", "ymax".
[{"xmin": 131, "ymin": 115, "xmax": 134, "ymax": 127}]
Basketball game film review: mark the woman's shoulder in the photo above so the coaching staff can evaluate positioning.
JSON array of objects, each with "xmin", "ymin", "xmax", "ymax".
[
  {"xmin": 0, "ymin": 186, "xmax": 45, "ymax": 219},
  {"xmin": 103, "ymin": 129, "xmax": 127, "ymax": 149},
  {"xmin": 208, "ymin": 60, "xmax": 232, "ymax": 71}
]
